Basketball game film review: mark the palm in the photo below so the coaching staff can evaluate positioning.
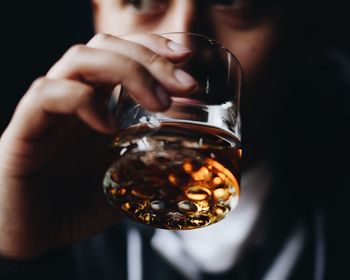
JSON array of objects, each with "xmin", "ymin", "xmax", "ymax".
[{"xmin": 3, "ymin": 119, "xmax": 119, "ymax": 256}]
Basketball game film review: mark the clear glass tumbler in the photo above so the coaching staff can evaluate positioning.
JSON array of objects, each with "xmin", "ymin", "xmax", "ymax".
[{"xmin": 103, "ymin": 32, "xmax": 243, "ymax": 230}]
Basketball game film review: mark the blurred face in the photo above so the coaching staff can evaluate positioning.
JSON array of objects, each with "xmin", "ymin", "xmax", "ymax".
[{"xmin": 92, "ymin": 0, "xmax": 289, "ymax": 162}]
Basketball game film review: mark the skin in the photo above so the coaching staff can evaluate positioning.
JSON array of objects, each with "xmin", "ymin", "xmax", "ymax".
[{"xmin": 0, "ymin": 0, "xmax": 289, "ymax": 260}]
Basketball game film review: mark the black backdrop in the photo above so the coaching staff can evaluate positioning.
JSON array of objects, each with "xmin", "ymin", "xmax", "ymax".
[{"xmin": 1, "ymin": 0, "xmax": 93, "ymax": 131}]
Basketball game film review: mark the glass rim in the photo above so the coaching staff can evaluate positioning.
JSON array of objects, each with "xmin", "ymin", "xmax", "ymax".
[{"xmin": 159, "ymin": 31, "xmax": 243, "ymax": 76}]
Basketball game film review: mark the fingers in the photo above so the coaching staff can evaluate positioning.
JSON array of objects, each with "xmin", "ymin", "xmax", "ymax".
[
  {"xmin": 5, "ymin": 33, "xmax": 198, "ymax": 143},
  {"xmin": 47, "ymin": 34, "xmax": 197, "ymax": 111},
  {"xmin": 86, "ymin": 33, "xmax": 197, "ymax": 95},
  {"xmin": 47, "ymin": 45, "xmax": 170, "ymax": 111},
  {"xmin": 7, "ymin": 77, "xmax": 114, "ymax": 142},
  {"xmin": 118, "ymin": 33, "xmax": 192, "ymax": 63}
]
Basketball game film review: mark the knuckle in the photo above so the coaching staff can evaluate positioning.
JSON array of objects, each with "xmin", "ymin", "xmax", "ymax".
[
  {"xmin": 143, "ymin": 33, "xmax": 162, "ymax": 43},
  {"xmin": 143, "ymin": 33, "xmax": 157, "ymax": 40},
  {"xmin": 47, "ymin": 45, "xmax": 87, "ymax": 78},
  {"xmin": 146, "ymin": 52, "xmax": 168, "ymax": 68},
  {"xmin": 89, "ymin": 33, "xmax": 114, "ymax": 46},
  {"xmin": 65, "ymin": 44, "xmax": 87, "ymax": 60},
  {"xmin": 30, "ymin": 77, "xmax": 49, "ymax": 93},
  {"xmin": 24, "ymin": 77, "xmax": 51, "ymax": 104},
  {"xmin": 143, "ymin": 33, "xmax": 169, "ymax": 50}
]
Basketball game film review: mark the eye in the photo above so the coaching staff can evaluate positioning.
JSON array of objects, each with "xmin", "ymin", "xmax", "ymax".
[
  {"xmin": 123, "ymin": 0, "xmax": 168, "ymax": 15},
  {"xmin": 211, "ymin": 0, "xmax": 264, "ymax": 27}
]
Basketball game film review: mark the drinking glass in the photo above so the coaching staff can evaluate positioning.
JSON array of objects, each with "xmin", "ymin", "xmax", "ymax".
[{"xmin": 103, "ymin": 32, "xmax": 243, "ymax": 230}]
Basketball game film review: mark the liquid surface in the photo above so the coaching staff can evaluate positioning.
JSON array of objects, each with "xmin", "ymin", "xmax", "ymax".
[{"xmin": 103, "ymin": 122, "xmax": 241, "ymax": 230}]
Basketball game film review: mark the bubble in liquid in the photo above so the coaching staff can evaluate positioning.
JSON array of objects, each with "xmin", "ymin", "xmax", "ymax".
[
  {"xmin": 213, "ymin": 187, "xmax": 232, "ymax": 201},
  {"xmin": 177, "ymin": 201, "xmax": 198, "ymax": 213},
  {"xmin": 212, "ymin": 176, "xmax": 223, "ymax": 185},
  {"xmin": 155, "ymin": 152, "xmax": 171, "ymax": 162},
  {"xmin": 150, "ymin": 200, "xmax": 165, "ymax": 212},
  {"xmin": 131, "ymin": 186, "xmax": 155, "ymax": 200},
  {"xmin": 212, "ymin": 204, "xmax": 228, "ymax": 216},
  {"xmin": 191, "ymin": 167, "xmax": 212, "ymax": 181},
  {"xmin": 217, "ymin": 172, "xmax": 230, "ymax": 185},
  {"xmin": 143, "ymin": 213, "xmax": 152, "ymax": 223},
  {"xmin": 182, "ymin": 160, "xmax": 193, "ymax": 173},
  {"xmin": 195, "ymin": 200, "xmax": 210, "ymax": 212},
  {"xmin": 122, "ymin": 202, "xmax": 131, "ymax": 211},
  {"xmin": 190, "ymin": 215, "xmax": 210, "ymax": 227},
  {"xmin": 108, "ymin": 187, "xmax": 126, "ymax": 197},
  {"xmin": 135, "ymin": 209, "xmax": 158, "ymax": 224},
  {"xmin": 168, "ymin": 174, "xmax": 177, "ymax": 185},
  {"xmin": 166, "ymin": 212, "xmax": 186, "ymax": 229},
  {"xmin": 185, "ymin": 185, "xmax": 211, "ymax": 201}
]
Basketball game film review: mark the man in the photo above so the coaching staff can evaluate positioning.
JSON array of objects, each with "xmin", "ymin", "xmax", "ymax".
[{"xmin": 0, "ymin": 1, "xmax": 349, "ymax": 279}]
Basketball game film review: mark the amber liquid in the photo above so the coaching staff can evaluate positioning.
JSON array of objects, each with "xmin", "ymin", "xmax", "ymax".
[{"xmin": 103, "ymin": 122, "xmax": 241, "ymax": 230}]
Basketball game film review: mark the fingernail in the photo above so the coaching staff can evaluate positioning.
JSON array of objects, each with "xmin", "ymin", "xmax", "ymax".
[
  {"xmin": 174, "ymin": 69, "xmax": 197, "ymax": 87},
  {"xmin": 155, "ymin": 85, "xmax": 171, "ymax": 107},
  {"xmin": 167, "ymin": 40, "xmax": 191, "ymax": 53}
]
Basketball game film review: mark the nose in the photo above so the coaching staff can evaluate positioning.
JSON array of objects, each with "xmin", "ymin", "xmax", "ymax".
[{"xmin": 160, "ymin": 0, "xmax": 211, "ymax": 37}]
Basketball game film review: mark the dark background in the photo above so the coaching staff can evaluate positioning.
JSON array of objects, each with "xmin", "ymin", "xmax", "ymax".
[{"xmin": 1, "ymin": 0, "xmax": 94, "ymax": 131}]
